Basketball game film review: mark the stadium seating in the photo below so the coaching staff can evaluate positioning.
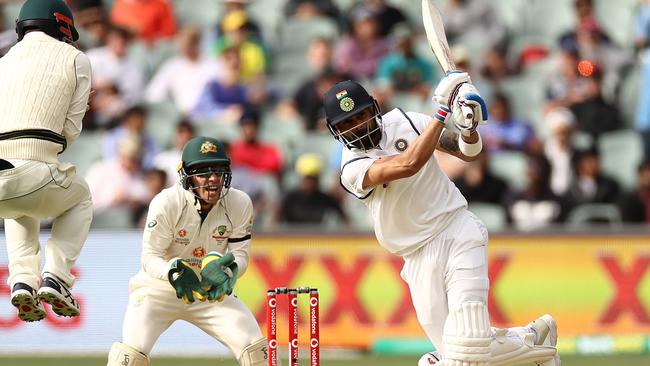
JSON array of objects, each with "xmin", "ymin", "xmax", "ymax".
[
  {"xmin": 598, "ymin": 129, "xmax": 644, "ymax": 190},
  {"xmin": 90, "ymin": 206, "xmax": 133, "ymax": 229},
  {"xmin": 469, "ymin": 202, "xmax": 508, "ymax": 232},
  {"xmin": 60, "ymin": 131, "xmax": 104, "ymax": 177},
  {"xmin": 145, "ymin": 102, "xmax": 183, "ymax": 150},
  {"xmin": 488, "ymin": 151, "xmax": 528, "ymax": 190},
  {"xmin": 173, "ymin": 0, "xmax": 223, "ymax": 28},
  {"xmin": 567, "ymin": 203, "xmax": 622, "ymax": 227}
]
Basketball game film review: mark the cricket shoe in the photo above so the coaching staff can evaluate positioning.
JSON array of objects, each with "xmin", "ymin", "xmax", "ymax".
[
  {"xmin": 530, "ymin": 314, "xmax": 561, "ymax": 366},
  {"xmin": 11, "ymin": 282, "xmax": 46, "ymax": 322},
  {"xmin": 37, "ymin": 273, "xmax": 80, "ymax": 317}
]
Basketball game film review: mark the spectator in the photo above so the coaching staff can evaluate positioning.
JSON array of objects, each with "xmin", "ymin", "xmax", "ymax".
[
  {"xmin": 229, "ymin": 109, "xmax": 283, "ymax": 178},
  {"xmin": 85, "ymin": 133, "xmax": 151, "ymax": 218},
  {"xmin": 218, "ymin": 0, "xmax": 263, "ymax": 43},
  {"xmin": 152, "ymin": 120, "xmax": 196, "ymax": 187},
  {"xmin": 279, "ymin": 38, "xmax": 350, "ymax": 130},
  {"xmin": 191, "ymin": 46, "xmax": 250, "ymax": 122},
  {"xmin": 103, "ymin": 106, "xmax": 158, "ymax": 169},
  {"xmin": 333, "ymin": 6, "xmax": 390, "ymax": 80},
  {"xmin": 110, "ymin": 0, "xmax": 177, "ymax": 43},
  {"xmin": 213, "ymin": 10, "xmax": 267, "ymax": 82},
  {"xmin": 569, "ymin": 63, "xmax": 622, "ymax": 139},
  {"xmin": 145, "ymin": 26, "xmax": 221, "ymax": 113},
  {"xmin": 480, "ymin": 92, "xmax": 540, "ymax": 153},
  {"xmin": 544, "ymin": 46, "xmax": 590, "ymax": 113},
  {"xmin": 564, "ymin": 148, "xmax": 621, "ymax": 208},
  {"xmin": 351, "ymin": 0, "xmax": 408, "ymax": 37},
  {"xmin": 68, "ymin": 0, "xmax": 109, "ymax": 49},
  {"xmin": 454, "ymin": 150, "xmax": 509, "ymax": 204},
  {"xmin": 544, "ymin": 107, "xmax": 578, "ymax": 196},
  {"xmin": 286, "ymin": 0, "xmax": 341, "ymax": 22},
  {"xmin": 135, "ymin": 168, "xmax": 168, "ymax": 226},
  {"xmin": 504, "ymin": 153, "xmax": 568, "ymax": 230},
  {"xmin": 375, "ymin": 25, "xmax": 435, "ymax": 100},
  {"xmin": 87, "ymin": 25, "xmax": 146, "ymax": 107},
  {"xmin": 480, "ymin": 45, "xmax": 518, "ymax": 85},
  {"xmin": 228, "ymin": 110, "xmax": 284, "ymax": 225},
  {"xmin": 442, "ymin": 0, "xmax": 507, "ymax": 49},
  {"xmin": 619, "ymin": 160, "xmax": 650, "ymax": 223},
  {"xmin": 276, "ymin": 153, "xmax": 348, "ymax": 225}
]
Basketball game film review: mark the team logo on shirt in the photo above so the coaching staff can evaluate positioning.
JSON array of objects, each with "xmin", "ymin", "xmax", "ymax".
[
  {"xmin": 212, "ymin": 225, "xmax": 231, "ymax": 240},
  {"xmin": 200, "ymin": 141, "xmax": 217, "ymax": 154},
  {"xmin": 193, "ymin": 247, "xmax": 206, "ymax": 258},
  {"xmin": 217, "ymin": 225, "xmax": 227, "ymax": 236},
  {"xmin": 395, "ymin": 138, "xmax": 408, "ymax": 151}
]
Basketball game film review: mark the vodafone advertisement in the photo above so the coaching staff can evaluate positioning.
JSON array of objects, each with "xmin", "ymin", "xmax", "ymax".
[{"xmin": 1, "ymin": 231, "xmax": 650, "ymax": 354}]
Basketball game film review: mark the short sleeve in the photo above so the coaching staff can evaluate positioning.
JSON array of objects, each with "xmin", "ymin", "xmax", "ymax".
[
  {"xmin": 403, "ymin": 111, "xmax": 435, "ymax": 134},
  {"xmin": 340, "ymin": 157, "xmax": 376, "ymax": 199}
]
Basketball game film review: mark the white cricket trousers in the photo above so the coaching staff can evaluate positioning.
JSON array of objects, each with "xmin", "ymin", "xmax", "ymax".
[
  {"xmin": 122, "ymin": 286, "xmax": 263, "ymax": 360},
  {"xmin": 400, "ymin": 208, "xmax": 490, "ymax": 354},
  {"xmin": 0, "ymin": 160, "xmax": 92, "ymax": 290}
]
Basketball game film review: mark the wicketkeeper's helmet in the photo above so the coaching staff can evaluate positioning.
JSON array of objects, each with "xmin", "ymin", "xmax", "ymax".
[
  {"xmin": 178, "ymin": 136, "xmax": 232, "ymax": 195},
  {"xmin": 324, "ymin": 80, "xmax": 383, "ymax": 151},
  {"xmin": 16, "ymin": 0, "xmax": 79, "ymax": 43}
]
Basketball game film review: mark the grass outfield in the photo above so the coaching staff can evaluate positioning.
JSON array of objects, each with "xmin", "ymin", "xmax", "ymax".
[{"xmin": 1, "ymin": 355, "xmax": 650, "ymax": 365}]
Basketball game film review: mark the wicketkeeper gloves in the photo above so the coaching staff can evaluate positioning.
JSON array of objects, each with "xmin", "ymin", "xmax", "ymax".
[
  {"xmin": 199, "ymin": 252, "xmax": 238, "ymax": 303},
  {"xmin": 167, "ymin": 259, "xmax": 206, "ymax": 304}
]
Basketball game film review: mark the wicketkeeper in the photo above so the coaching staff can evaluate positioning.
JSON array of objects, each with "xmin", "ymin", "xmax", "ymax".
[{"xmin": 107, "ymin": 136, "xmax": 268, "ymax": 366}]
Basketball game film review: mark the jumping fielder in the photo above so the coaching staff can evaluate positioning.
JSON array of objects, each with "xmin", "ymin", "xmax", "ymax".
[
  {"xmin": 0, "ymin": 0, "xmax": 92, "ymax": 322},
  {"xmin": 107, "ymin": 136, "xmax": 268, "ymax": 366},
  {"xmin": 324, "ymin": 74, "xmax": 561, "ymax": 366}
]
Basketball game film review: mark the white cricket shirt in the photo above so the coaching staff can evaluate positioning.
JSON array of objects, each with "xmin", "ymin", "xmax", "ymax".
[
  {"xmin": 130, "ymin": 183, "xmax": 254, "ymax": 291},
  {"xmin": 340, "ymin": 108, "xmax": 467, "ymax": 256}
]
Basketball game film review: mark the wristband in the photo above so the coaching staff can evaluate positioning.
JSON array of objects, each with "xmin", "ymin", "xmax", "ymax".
[
  {"xmin": 458, "ymin": 132, "xmax": 482, "ymax": 157},
  {"xmin": 434, "ymin": 105, "xmax": 450, "ymax": 125}
]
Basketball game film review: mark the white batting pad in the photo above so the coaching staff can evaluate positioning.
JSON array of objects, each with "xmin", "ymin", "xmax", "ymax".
[
  {"xmin": 442, "ymin": 301, "xmax": 491, "ymax": 366},
  {"xmin": 107, "ymin": 342, "xmax": 149, "ymax": 366},
  {"xmin": 240, "ymin": 337, "xmax": 270, "ymax": 366}
]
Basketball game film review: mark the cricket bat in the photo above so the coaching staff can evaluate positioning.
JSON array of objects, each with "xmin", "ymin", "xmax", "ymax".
[{"xmin": 421, "ymin": 0, "xmax": 474, "ymax": 121}]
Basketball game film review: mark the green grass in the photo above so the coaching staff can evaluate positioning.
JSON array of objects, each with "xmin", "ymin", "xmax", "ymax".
[{"xmin": 1, "ymin": 355, "xmax": 650, "ymax": 366}]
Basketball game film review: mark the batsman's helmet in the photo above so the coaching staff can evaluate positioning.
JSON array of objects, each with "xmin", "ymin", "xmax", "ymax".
[
  {"xmin": 324, "ymin": 80, "xmax": 383, "ymax": 150},
  {"xmin": 179, "ymin": 136, "xmax": 232, "ymax": 195},
  {"xmin": 16, "ymin": 0, "xmax": 79, "ymax": 43}
]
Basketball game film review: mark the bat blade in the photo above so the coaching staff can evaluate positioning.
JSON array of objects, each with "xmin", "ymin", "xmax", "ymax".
[{"xmin": 421, "ymin": 0, "xmax": 455, "ymax": 74}]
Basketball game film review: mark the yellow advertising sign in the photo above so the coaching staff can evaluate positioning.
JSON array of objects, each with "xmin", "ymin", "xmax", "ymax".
[{"xmin": 235, "ymin": 235, "xmax": 650, "ymax": 349}]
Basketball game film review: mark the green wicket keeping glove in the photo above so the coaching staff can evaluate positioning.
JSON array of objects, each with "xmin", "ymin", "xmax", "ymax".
[
  {"xmin": 200, "ymin": 252, "xmax": 236, "ymax": 302},
  {"xmin": 168, "ymin": 259, "xmax": 206, "ymax": 304}
]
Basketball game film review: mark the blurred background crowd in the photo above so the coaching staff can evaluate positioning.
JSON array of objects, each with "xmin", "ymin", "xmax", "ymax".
[{"xmin": 1, "ymin": 0, "xmax": 648, "ymax": 233}]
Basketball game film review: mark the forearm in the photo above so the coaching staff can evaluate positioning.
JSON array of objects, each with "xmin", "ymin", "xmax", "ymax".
[
  {"xmin": 438, "ymin": 128, "xmax": 482, "ymax": 161},
  {"xmin": 399, "ymin": 119, "xmax": 446, "ymax": 171}
]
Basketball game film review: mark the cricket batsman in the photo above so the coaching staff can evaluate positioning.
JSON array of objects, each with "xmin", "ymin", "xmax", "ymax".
[
  {"xmin": 324, "ymin": 74, "xmax": 561, "ymax": 366},
  {"xmin": 0, "ymin": 0, "xmax": 92, "ymax": 322},
  {"xmin": 107, "ymin": 136, "xmax": 268, "ymax": 366}
]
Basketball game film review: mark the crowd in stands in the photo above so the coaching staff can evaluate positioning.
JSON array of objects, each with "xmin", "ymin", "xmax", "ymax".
[{"xmin": 1, "ymin": 0, "xmax": 649, "ymax": 231}]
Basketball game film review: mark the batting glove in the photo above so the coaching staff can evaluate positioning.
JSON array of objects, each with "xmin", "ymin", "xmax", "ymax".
[
  {"xmin": 433, "ymin": 71, "xmax": 488, "ymax": 133},
  {"xmin": 168, "ymin": 259, "xmax": 206, "ymax": 304},
  {"xmin": 200, "ymin": 252, "xmax": 236, "ymax": 302}
]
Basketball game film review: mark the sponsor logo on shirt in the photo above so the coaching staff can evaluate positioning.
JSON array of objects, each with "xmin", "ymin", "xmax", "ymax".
[
  {"xmin": 175, "ymin": 228, "xmax": 190, "ymax": 245},
  {"xmin": 193, "ymin": 247, "xmax": 205, "ymax": 258}
]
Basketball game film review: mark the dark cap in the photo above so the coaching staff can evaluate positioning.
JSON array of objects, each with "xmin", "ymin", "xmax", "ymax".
[
  {"xmin": 239, "ymin": 108, "xmax": 260, "ymax": 126},
  {"xmin": 324, "ymin": 80, "xmax": 375, "ymax": 126}
]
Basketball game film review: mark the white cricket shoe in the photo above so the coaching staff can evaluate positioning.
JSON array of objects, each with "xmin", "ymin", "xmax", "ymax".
[
  {"xmin": 37, "ymin": 272, "xmax": 80, "ymax": 317},
  {"xmin": 529, "ymin": 314, "xmax": 561, "ymax": 366},
  {"xmin": 11, "ymin": 282, "xmax": 46, "ymax": 322}
]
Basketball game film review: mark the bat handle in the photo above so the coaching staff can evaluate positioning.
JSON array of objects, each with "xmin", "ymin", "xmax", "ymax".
[{"xmin": 460, "ymin": 105, "xmax": 474, "ymax": 122}]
